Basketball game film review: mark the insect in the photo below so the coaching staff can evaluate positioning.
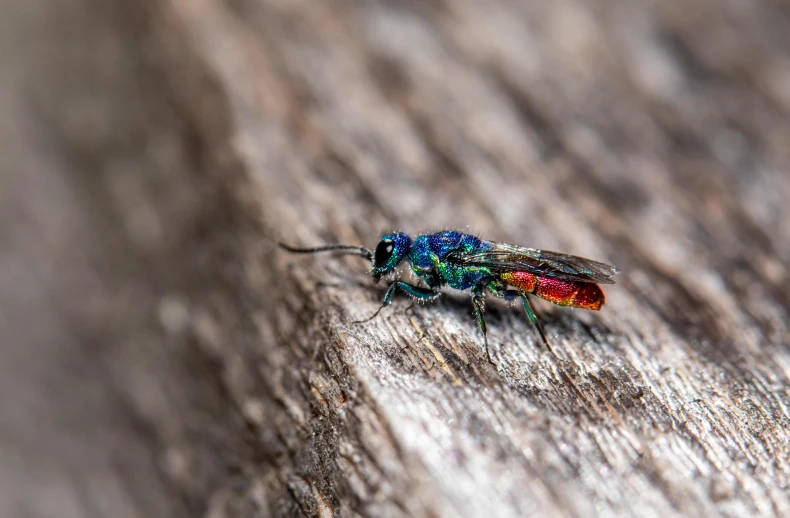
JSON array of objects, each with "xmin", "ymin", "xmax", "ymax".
[{"xmin": 280, "ymin": 231, "xmax": 619, "ymax": 363}]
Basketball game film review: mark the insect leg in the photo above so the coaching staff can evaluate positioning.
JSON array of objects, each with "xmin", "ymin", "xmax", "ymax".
[
  {"xmin": 488, "ymin": 286, "xmax": 521, "ymax": 303},
  {"xmin": 401, "ymin": 270, "xmax": 441, "ymax": 314},
  {"xmin": 471, "ymin": 285, "xmax": 494, "ymax": 365},
  {"xmin": 352, "ymin": 281, "xmax": 440, "ymax": 324},
  {"xmin": 520, "ymin": 292, "xmax": 553, "ymax": 354},
  {"xmin": 489, "ymin": 283, "xmax": 554, "ymax": 354}
]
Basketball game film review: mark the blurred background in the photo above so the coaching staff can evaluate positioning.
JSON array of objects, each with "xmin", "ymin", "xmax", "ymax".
[{"xmin": 1, "ymin": 0, "xmax": 789, "ymax": 517}]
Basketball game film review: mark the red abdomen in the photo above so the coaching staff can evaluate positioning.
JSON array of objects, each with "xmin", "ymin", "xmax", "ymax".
[{"xmin": 499, "ymin": 271, "xmax": 605, "ymax": 310}]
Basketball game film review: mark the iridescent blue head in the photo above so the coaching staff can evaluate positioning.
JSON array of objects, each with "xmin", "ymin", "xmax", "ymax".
[{"xmin": 372, "ymin": 232, "xmax": 412, "ymax": 283}]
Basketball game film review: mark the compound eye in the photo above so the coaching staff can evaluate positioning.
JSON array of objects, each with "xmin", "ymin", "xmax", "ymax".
[{"xmin": 374, "ymin": 239, "xmax": 395, "ymax": 266}]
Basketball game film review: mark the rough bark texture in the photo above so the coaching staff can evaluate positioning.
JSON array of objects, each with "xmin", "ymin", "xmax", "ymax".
[{"xmin": 2, "ymin": 0, "xmax": 790, "ymax": 517}]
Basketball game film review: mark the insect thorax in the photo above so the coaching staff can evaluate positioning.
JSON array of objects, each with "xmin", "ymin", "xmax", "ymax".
[{"xmin": 409, "ymin": 233, "xmax": 494, "ymax": 291}]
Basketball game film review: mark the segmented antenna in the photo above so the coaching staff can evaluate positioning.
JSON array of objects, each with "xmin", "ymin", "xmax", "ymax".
[{"xmin": 278, "ymin": 242, "xmax": 374, "ymax": 262}]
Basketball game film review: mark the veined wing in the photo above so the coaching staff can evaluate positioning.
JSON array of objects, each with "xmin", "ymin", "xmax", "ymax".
[{"xmin": 447, "ymin": 242, "xmax": 619, "ymax": 284}]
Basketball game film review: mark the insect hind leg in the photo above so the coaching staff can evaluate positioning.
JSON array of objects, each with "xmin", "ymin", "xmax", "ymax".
[
  {"xmin": 487, "ymin": 284, "xmax": 521, "ymax": 302},
  {"xmin": 488, "ymin": 283, "xmax": 554, "ymax": 354},
  {"xmin": 520, "ymin": 292, "xmax": 553, "ymax": 354}
]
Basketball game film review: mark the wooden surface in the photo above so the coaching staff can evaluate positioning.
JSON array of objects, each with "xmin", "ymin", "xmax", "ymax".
[{"xmin": 2, "ymin": 0, "xmax": 790, "ymax": 517}]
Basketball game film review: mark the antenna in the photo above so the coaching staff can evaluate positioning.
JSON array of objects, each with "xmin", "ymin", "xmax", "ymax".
[{"xmin": 278, "ymin": 242, "xmax": 374, "ymax": 262}]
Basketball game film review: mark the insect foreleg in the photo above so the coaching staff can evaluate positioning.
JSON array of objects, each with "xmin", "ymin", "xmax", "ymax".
[
  {"xmin": 471, "ymin": 285, "xmax": 494, "ymax": 365},
  {"xmin": 352, "ymin": 281, "xmax": 440, "ymax": 324},
  {"xmin": 422, "ymin": 271, "xmax": 442, "ymax": 289},
  {"xmin": 387, "ymin": 281, "xmax": 441, "ymax": 303}
]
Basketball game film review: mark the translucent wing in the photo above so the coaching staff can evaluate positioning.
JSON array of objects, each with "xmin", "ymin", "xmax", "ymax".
[{"xmin": 447, "ymin": 242, "xmax": 619, "ymax": 284}]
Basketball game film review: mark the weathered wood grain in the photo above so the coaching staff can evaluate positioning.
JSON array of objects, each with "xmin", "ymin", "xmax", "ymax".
[{"xmin": 2, "ymin": 0, "xmax": 789, "ymax": 517}]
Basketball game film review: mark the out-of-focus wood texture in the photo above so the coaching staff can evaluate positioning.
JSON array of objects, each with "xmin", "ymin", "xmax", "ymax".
[{"xmin": 2, "ymin": 0, "xmax": 789, "ymax": 517}]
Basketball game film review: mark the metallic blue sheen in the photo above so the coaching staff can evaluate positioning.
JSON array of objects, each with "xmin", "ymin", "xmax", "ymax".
[
  {"xmin": 373, "ymin": 232, "xmax": 413, "ymax": 278},
  {"xmin": 410, "ymin": 231, "xmax": 493, "ymax": 290}
]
